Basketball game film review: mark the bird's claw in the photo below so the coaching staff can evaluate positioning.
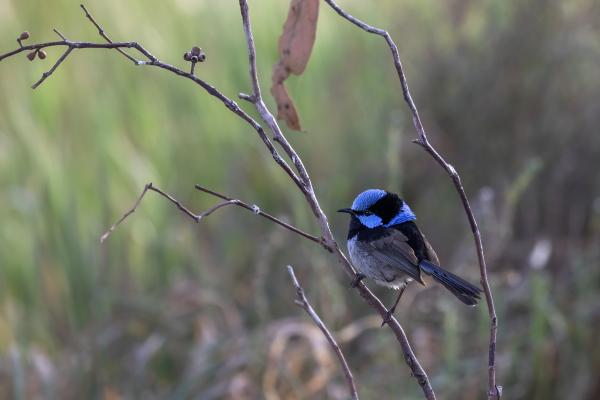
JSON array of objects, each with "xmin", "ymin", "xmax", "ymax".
[{"xmin": 351, "ymin": 273, "xmax": 365, "ymax": 288}]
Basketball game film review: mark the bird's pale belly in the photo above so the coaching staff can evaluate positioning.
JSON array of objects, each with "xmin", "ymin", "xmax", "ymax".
[{"xmin": 347, "ymin": 236, "xmax": 412, "ymax": 290}]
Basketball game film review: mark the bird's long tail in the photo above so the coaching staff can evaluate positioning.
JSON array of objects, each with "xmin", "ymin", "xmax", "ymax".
[{"xmin": 419, "ymin": 260, "xmax": 482, "ymax": 306}]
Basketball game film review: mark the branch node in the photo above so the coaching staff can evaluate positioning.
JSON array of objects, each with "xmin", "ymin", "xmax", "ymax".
[
  {"xmin": 447, "ymin": 163, "xmax": 457, "ymax": 177},
  {"xmin": 238, "ymin": 92, "xmax": 256, "ymax": 103}
]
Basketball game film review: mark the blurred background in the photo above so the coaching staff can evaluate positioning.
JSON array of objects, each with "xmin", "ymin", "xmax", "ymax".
[{"xmin": 1, "ymin": 0, "xmax": 599, "ymax": 399}]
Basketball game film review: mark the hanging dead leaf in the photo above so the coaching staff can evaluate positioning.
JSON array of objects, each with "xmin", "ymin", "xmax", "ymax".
[
  {"xmin": 278, "ymin": 0, "xmax": 319, "ymax": 74},
  {"xmin": 271, "ymin": 0, "xmax": 319, "ymax": 131},
  {"xmin": 272, "ymin": 65, "xmax": 301, "ymax": 131}
]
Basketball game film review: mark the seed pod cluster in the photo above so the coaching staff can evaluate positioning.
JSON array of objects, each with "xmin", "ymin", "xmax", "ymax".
[
  {"xmin": 26, "ymin": 49, "xmax": 47, "ymax": 61},
  {"xmin": 183, "ymin": 46, "xmax": 206, "ymax": 63}
]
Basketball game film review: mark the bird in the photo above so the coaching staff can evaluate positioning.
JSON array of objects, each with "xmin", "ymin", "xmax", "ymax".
[{"xmin": 338, "ymin": 189, "xmax": 482, "ymax": 324}]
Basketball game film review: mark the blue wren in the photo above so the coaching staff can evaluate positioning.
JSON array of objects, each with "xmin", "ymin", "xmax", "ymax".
[{"xmin": 338, "ymin": 189, "xmax": 482, "ymax": 323}]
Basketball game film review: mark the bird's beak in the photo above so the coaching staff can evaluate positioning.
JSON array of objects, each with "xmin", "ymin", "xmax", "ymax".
[{"xmin": 337, "ymin": 208, "xmax": 356, "ymax": 216}]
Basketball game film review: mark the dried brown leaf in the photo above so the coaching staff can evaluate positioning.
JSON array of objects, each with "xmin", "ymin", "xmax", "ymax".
[
  {"xmin": 271, "ymin": 63, "xmax": 301, "ymax": 131},
  {"xmin": 278, "ymin": 0, "xmax": 319, "ymax": 74},
  {"xmin": 271, "ymin": 0, "xmax": 319, "ymax": 131}
]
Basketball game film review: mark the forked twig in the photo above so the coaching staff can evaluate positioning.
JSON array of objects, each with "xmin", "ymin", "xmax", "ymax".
[
  {"xmin": 287, "ymin": 266, "xmax": 359, "ymax": 400},
  {"xmin": 194, "ymin": 184, "xmax": 323, "ymax": 246},
  {"xmin": 80, "ymin": 4, "xmax": 138, "ymax": 63},
  {"xmin": 100, "ymin": 182, "xmax": 205, "ymax": 242},
  {"xmin": 101, "ymin": 183, "xmax": 322, "ymax": 245},
  {"xmin": 31, "ymin": 46, "xmax": 73, "ymax": 89}
]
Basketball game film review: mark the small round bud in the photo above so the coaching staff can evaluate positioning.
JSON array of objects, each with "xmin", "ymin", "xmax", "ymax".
[
  {"xmin": 19, "ymin": 31, "xmax": 30, "ymax": 41},
  {"xmin": 26, "ymin": 50, "xmax": 37, "ymax": 61},
  {"xmin": 37, "ymin": 50, "xmax": 47, "ymax": 60},
  {"xmin": 191, "ymin": 55, "xmax": 199, "ymax": 63},
  {"xmin": 191, "ymin": 46, "xmax": 201, "ymax": 56},
  {"xmin": 198, "ymin": 52, "xmax": 206, "ymax": 62},
  {"xmin": 183, "ymin": 52, "xmax": 192, "ymax": 61}
]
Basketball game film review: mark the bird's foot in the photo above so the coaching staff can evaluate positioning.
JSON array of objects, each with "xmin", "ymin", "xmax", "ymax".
[
  {"xmin": 381, "ymin": 306, "xmax": 397, "ymax": 327},
  {"xmin": 350, "ymin": 273, "xmax": 365, "ymax": 288},
  {"xmin": 381, "ymin": 282, "xmax": 408, "ymax": 327}
]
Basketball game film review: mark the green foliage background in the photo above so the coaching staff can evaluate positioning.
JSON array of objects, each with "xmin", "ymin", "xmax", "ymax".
[{"xmin": 1, "ymin": 0, "xmax": 599, "ymax": 399}]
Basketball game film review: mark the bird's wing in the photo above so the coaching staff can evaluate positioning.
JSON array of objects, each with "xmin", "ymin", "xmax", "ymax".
[
  {"xmin": 422, "ymin": 234, "xmax": 440, "ymax": 266},
  {"xmin": 367, "ymin": 229, "xmax": 423, "ymax": 283}
]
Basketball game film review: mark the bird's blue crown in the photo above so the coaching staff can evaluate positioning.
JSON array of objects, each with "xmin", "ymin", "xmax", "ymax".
[
  {"xmin": 351, "ymin": 189, "xmax": 417, "ymax": 228},
  {"xmin": 351, "ymin": 189, "xmax": 387, "ymax": 211}
]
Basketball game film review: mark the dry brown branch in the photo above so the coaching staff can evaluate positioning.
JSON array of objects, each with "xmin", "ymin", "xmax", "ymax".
[
  {"xmin": 323, "ymin": 0, "xmax": 500, "ymax": 398},
  {"xmin": 287, "ymin": 265, "xmax": 358, "ymax": 400},
  {"xmin": 100, "ymin": 182, "xmax": 321, "ymax": 245},
  {"xmin": 194, "ymin": 184, "xmax": 323, "ymax": 245}
]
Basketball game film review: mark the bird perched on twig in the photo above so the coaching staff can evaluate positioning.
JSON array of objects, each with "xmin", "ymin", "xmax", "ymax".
[{"xmin": 338, "ymin": 189, "xmax": 482, "ymax": 325}]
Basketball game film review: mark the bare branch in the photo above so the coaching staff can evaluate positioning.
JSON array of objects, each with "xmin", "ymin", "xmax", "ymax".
[
  {"xmin": 32, "ymin": 47, "xmax": 73, "ymax": 89},
  {"xmin": 194, "ymin": 184, "xmax": 323, "ymax": 246},
  {"xmin": 287, "ymin": 266, "xmax": 359, "ymax": 400},
  {"xmin": 0, "ymin": 40, "xmax": 155, "ymax": 65},
  {"xmin": 323, "ymin": 1, "xmax": 500, "ymax": 398},
  {"xmin": 238, "ymin": 0, "xmax": 313, "ymax": 190},
  {"xmin": 80, "ymin": 4, "xmax": 138, "ymax": 63},
  {"xmin": 100, "ymin": 182, "xmax": 322, "ymax": 246},
  {"xmin": 100, "ymin": 182, "xmax": 202, "ymax": 242}
]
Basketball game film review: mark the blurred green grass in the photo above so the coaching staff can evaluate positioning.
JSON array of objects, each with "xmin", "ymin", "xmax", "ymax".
[{"xmin": 1, "ymin": 0, "xmax": 599, "ymax": 399}]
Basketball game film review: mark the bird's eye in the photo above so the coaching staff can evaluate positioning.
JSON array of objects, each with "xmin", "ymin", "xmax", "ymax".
[{"xmin": 363, "ymin": 210, "xmax": 373, "ymax": 216}]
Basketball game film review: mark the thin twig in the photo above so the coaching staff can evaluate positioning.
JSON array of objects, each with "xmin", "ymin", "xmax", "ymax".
[
  {"xmin": 194, "ymin": 184, "xmax": 323, "ymax": 245},
  {"xmin": 237, "ymin": 2, "xmax": 436, "ymax": 398},
  {"xmin": 100, "ymin": 182, "xmax": 202, "ymax": 242},
  {"xmin": 287, "ymin": 266, "xmax": 359, "ymax": 400},
  {"xmin": 100, "ymin": 182, "xmax": 322, "ymax": 245},
  {"xmin": 323, "ymin": 1, "xmax": 500, "ymax": 398},
  {"xmin": 80, "ymin": 4, "xmax": 138, "ymax": 63},
  {"xmin": 0, "ymin": 40, "xmax": 155, "ymax": 64},
  {"xmin": 52, "ymin": 28, "xmax": 67, "ymax": 41},
  {"xmin": 32, "ymin": 47, "xmax": 73, "ymax": 89},
  {"xmin": 238, "ymin": 0, "xmax": 313, "ymax": 191}
]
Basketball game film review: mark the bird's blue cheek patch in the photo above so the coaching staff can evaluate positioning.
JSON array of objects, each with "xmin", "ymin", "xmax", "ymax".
[
  {"xmin": 358, "ymin": 214, "xmax": 383, "ymax": 228},
  {"xmin": 385, "ymin": 204, "xmax": 417, "ymax": 227}
]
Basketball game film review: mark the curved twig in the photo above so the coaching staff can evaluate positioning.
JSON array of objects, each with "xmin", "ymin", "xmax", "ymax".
[{"xmin": 287, "ymin": 265, "xmax": 359, "ymax": 400}]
